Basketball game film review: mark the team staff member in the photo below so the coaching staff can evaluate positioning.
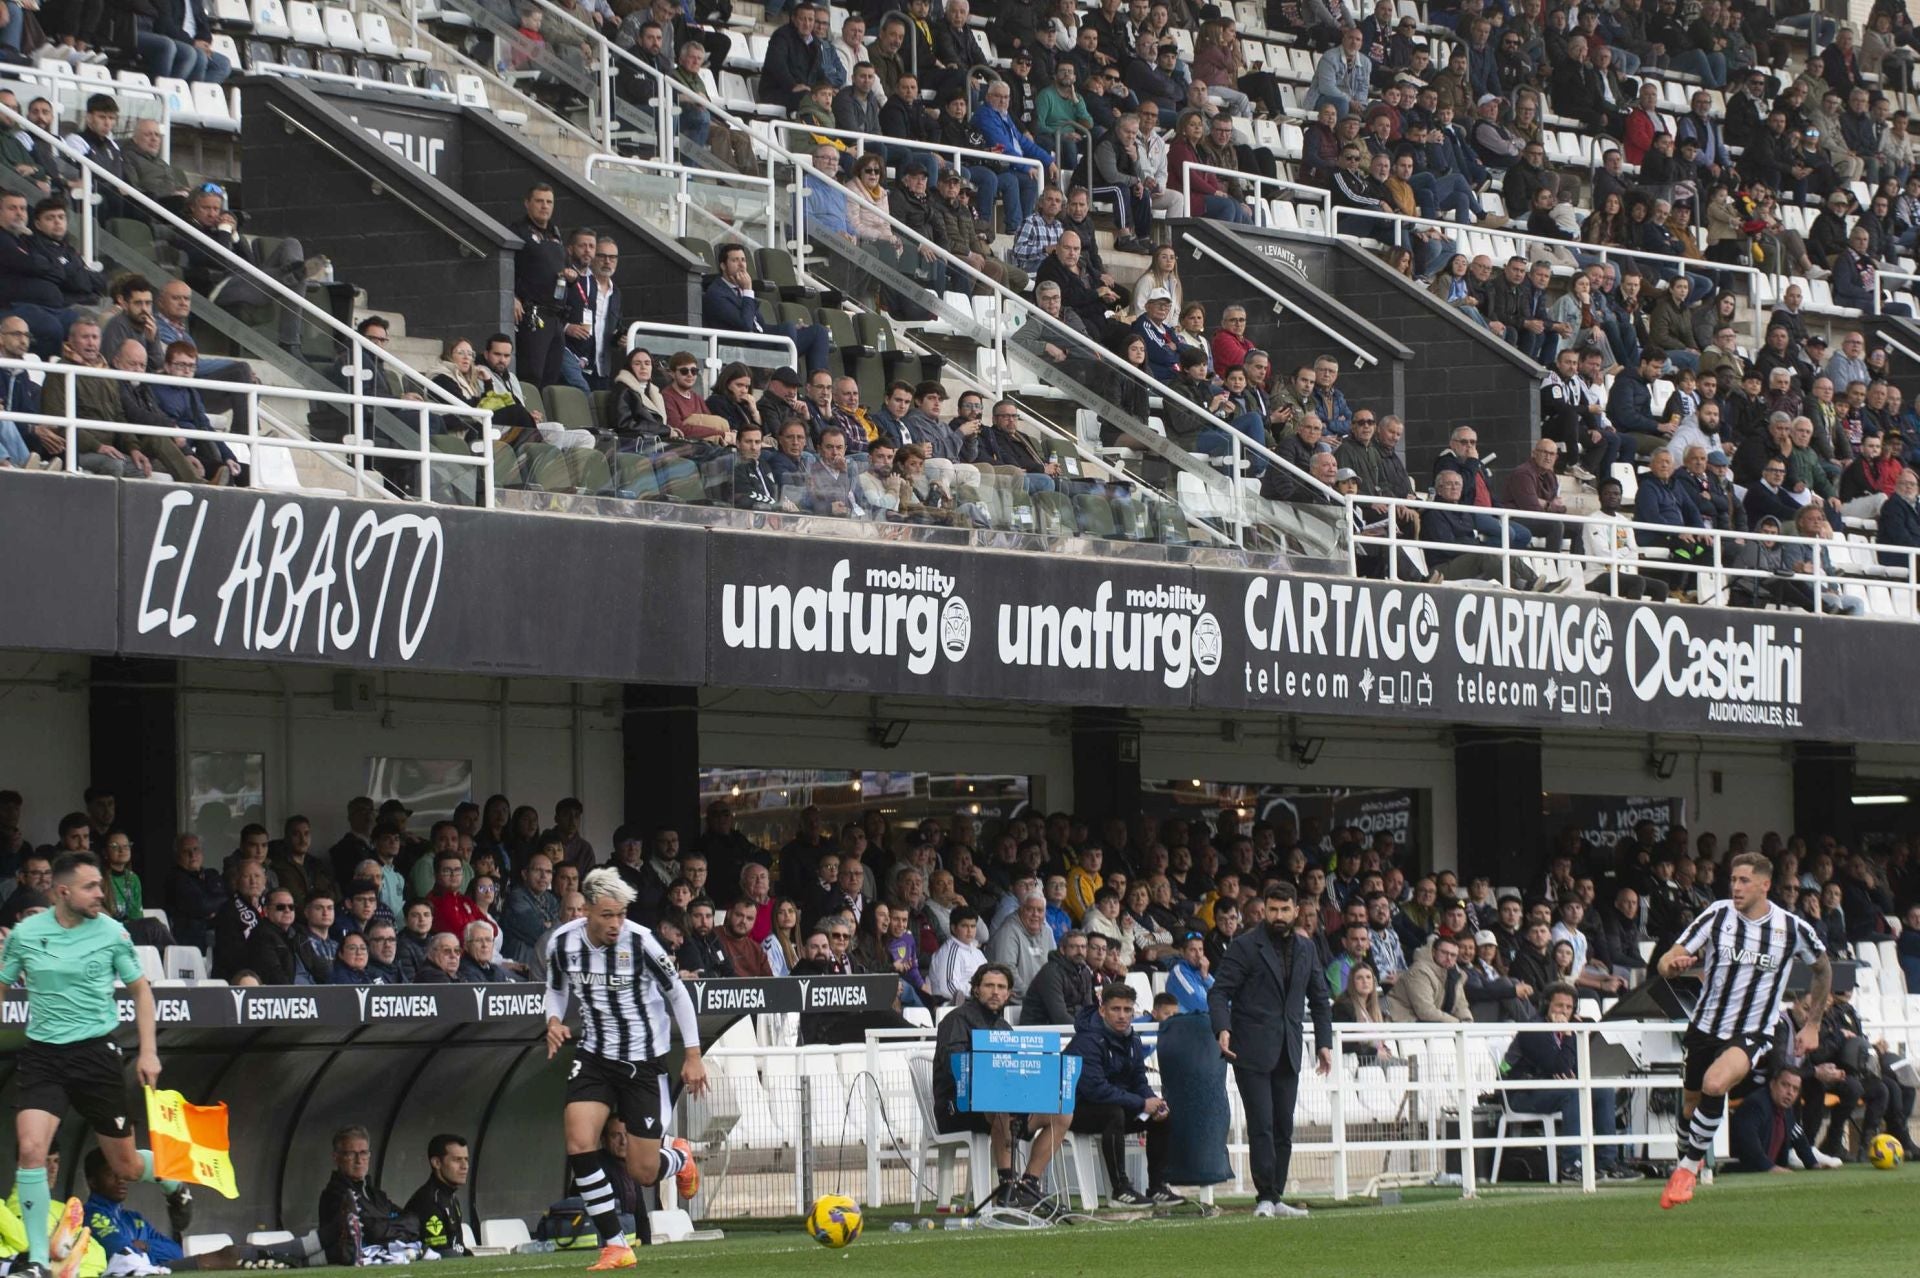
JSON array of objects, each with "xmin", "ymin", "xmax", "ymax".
[
  {"xmin": 403, "ymin": 1135, "xmax": 471, "ymax": 1256},
  {"xmin": 1209, "ymin": 881, "xmax": 1332, "ymax": 1220},
  {"xmin": 931, "ymin": 963, "xmax": 1068, "ymax": 1209}
]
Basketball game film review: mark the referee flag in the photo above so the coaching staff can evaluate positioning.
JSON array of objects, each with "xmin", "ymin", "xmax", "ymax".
[{"xmin": 144, "ymin": 1088, "xmax": 240, "ymax": 1199}]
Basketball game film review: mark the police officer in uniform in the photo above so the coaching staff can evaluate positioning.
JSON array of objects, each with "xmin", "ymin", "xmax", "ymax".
[{"xmin": 510, "ymin": 184, "xmax": 570, "ymax": 388}]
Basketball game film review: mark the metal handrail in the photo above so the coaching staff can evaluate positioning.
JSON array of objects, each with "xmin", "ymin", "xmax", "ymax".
[
  {"xmin": 1185, "ymin": 234, "xmax": 1379, "ymax": 369},
  {"xmin": 585, "ymin": 152, "xmax": 777, "ymax": 247},
  {"xmin": 1328, "ymin": 206, "xmax": 1771, "ymax": 345},
  {"xmin": 1177, "ymin": 160, "xmax": 1333, "ymax": 229},
  {"xmin": 16, "ymin": 357, "xmax": 493, "ymax": 503},
  {"xmin": 0, "ymin": 102, "xmax": 464, "ymax": 426},
  {"xmin": 1351, "ymin": 489, "xmax": 1912, "ymax": 616},
  {"xmin": 622, "ymin": 321, "xmax": 798, "ymax": 375},
  {"xmin": 3, "ymin": 67, "xmax": 174, "ymax": 161},
  {"xmin": 251, "ymin": 62, "xmax": 458, "ymax": 103},
  {"xmin": 768, "ymin": 119, "xmax": 1047, "ymax": 188}
]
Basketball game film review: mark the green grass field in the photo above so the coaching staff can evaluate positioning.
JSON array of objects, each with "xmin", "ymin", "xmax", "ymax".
[{"xmin": 422, "ymin": 1167, "xmax": 1914, "ymax": 1278}]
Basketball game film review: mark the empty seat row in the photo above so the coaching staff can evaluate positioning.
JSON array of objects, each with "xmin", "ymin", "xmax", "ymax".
[{"xmin": 219, "ymin": 0, "xmax": 399, "ymax": 58}]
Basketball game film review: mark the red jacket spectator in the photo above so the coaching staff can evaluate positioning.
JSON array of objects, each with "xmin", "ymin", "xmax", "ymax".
[
  {"xmin": 430, "ymin": 886, "xmax": 487, "ymax": 942},
  {"xmin": 1212, "ymin": 326, "xmax": 1256, "ymax": 375}
]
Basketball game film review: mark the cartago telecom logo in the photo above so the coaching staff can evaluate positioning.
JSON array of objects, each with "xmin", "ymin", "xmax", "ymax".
[
  {"xmin": 720, "ymin": 558, "xmax": 971, "ymax": 675},
  {"xmin": 997, "ymin": 581, "xmax": 1222, "ymax": 689}
]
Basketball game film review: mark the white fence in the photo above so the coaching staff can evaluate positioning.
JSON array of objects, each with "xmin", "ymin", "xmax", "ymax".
[{"xmin": 670, "ymin": 1008, "xmax": 1920, "ymax": 1219}]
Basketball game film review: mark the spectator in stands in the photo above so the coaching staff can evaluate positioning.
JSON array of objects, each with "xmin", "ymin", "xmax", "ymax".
[
  {"xmin": 161, "ymin": 833, "xmax": 220, "ymax": 950},
  {"xmin": 120, "ymin": 118, "xmax": 190, "ymax": 215},
  {"xmin": 1503, "ymin": 984, "xmax": 1637, "ymax": 1178},
  {"xmin": 704, "ymin": 243, "xmax": 830, "ymax": 375},
  {"xmin": 176, "ymin": 184, "xmax": 308, "ymax": 352},
  {"xmin": 501, "ymin": 852, "xmax": 559, "ymax": 966},
  {"xmin": 928, "ymin": 907, "xmax": 986, "ymax": 1002},
  {"xmin": 1779, "ymin": 505, "xmax": 1865, "ymax": 617},
  {"xmin": 326, "ymin": 932, "xmax": 378, "ymax": 985},
  {"xmin": 932, "ymin": 963, "xmax": 1068, "ymax": 1207},
  {"xmin": 410, "ymin": 931, "xmax": 461, "ymax": 984},
  {"xmin": 1024, "ymin": 929, "xmax": 1094, "ymax": 1025},
  {"xmin": 292, "ymin": 891, "xmax": 339, "ymax": 984},
  {"xmin": 239, "ymin": 887, "xmax": 298, "ymax": 985},
  {"xmin": 986, "ymin": 889, "xmax": 1056, "ymax": 1000},
  {"xmin": 761, "ymin": 3, "xmax": 825, "ymax": 109},
  {"xmin": 457, "ymin": 920, "xmax": 519, "ymax": 982},
  {"xmin": 965, "ymin": 80, "xmax": 1047, "ymax": 236},
  {"xmin": 0, "ymin": 191, "xmax": 81, "ymax": 358},
  {"xmin": 133, "ymin": 1, "xmax": 230, "ymax": 84},
  {"xmin": 1729, "ymin": 1068, "xmax": 1823, "ymax": 1174},
  {"xmin": 318, "ymin": 1126, "xmax": 419, "ymax": 1265}
]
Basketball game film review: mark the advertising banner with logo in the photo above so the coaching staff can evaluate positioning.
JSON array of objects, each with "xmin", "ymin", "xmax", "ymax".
[
  {"xmin": 115, "ymin": 486, "xmax": 705, "ymax": 684},
  {"xmin": 0, "ymin": 976, "xmax": 893, "ymax": 1030},
  {"xmin": 1195, "ymin": 569, "xmax": 1880, "ymax": 739},
  {"xmin": 705, "ymin": 533, "xmax": 1225, "ymax": 706},
  {"xmin": 1544, "ymin": 794, "xmax": 1686, "ymax": 852}
]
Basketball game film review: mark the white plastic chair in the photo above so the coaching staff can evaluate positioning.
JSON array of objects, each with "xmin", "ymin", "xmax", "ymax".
[
  {"xmin": 184, "ymin": 1235, "xmax": 234, "ymax": 1257},
  {"xmin": 1490, "ymin": 1095, "xmax": 1560, "ymax": 1184},
  {"xmin": 360, "ymin": 12, "xmax": 400, "ymax": 58},
  {"xmin": 287, "ymin": 1, "xmax": 328, "ymax": 47},
  {"xmin": 479, "ymin": 1219, "xmax": 531, "ymax": 1250},
  {"xmin": 251, "ymin": 0, "xmax": 293, "ymax": 42},
  {"xmin": 908, "ymin": 1053, "xmax": 994, "ymax": 1212},
  {"xmin": 321, "ymin": 5, "xmax": 362, "ymax": 50}
]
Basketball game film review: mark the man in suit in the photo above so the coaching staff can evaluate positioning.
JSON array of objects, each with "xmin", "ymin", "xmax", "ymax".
[
  {"xmin": 567, "ymin": 234, "xmax": 623, "ymax": 390},
  {"xmin": 701, "ymin": 243, "xmax": 831, "ymax": 375},
  {"xmin": 1729, "ymin": 1069, "xmax": 1824, "ymax": 1173},
  {"xmin": 1208, "ymin": 881, "xmax": 1333, "ymax": 1218}
]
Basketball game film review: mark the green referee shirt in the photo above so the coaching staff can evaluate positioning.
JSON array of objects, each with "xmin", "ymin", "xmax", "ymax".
[{"xmin": 0, "ymin": 910, "xmax": 142, "ymax": 1044}]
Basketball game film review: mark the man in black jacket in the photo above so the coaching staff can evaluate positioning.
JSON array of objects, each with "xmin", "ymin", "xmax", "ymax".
[
  {"xmin": 163, "ymin": 834, "xmax": 223, "ymax": 951},
  {"xmin": 931, "ymin": 962, "xmax": 1068, "ymax": 1208},
  {"xmin": 1502, "ymin": 985, "xmax": 1636, "ymax": 1179},
  {"xmin": 759, "ymin": 4, "xmax": 824, "ymax": 109},
  {"xmin": 977, "ymin": 400, "xmax": 1062, "ymax": 492},
  {"xmin": 731, "ymin": 423, "xmax": 787, "ymax": 511},
  {"xmin": 1729, "ymin": 1070, "xmax": 1823, "ymax": 1173},
  {"xmin": 244, "ymin": 888, "xmax": 301, "ymax": 985},
  {"xmin": 1209, "ymin": 882, "xmax": 1332, "ymax": 1219},
  {"xmin": 1065, "ymin": 983, "xmax": 1182, "ymax": 1207},
  {"xmin": 175, "ymin": 185, "xmax": 311, "ymax": 350},
  {"xmin": 1023, "ymin": 932, "xmax": 1094, "ymax": 1026},
  {"xmin": 318, "ymin": 1126, "xmax": 420, "ymax": 1265},
  {"xmin": 0, "ymin": 191, "xmax": 77, "ymax": 356},
  {"xmin": 508, "ymin": 183, "xmax": 569, "ymax": 386},
  {"xmin": 402, "ymin": 1135, "xmax": 471, "ymax": 1257}
]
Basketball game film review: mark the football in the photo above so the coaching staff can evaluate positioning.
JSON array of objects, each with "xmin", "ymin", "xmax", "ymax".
[
  {"xmin": 806, "ymin": 1194, "xmax": 863, "ymax": 1247},
  {"xmin": 1867, "ymin": 1134, "xmax": 1905, "ymax": 1171}
]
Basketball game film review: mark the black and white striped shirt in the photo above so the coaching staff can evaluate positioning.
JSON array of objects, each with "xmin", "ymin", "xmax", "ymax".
[
  {"xmin": 1676, "ymin": 899, "xmax": 1824, "ymax": 1040},
  {"xmin": 543, "ymin": 918, "xmax": 700, "ymax": 1063}
]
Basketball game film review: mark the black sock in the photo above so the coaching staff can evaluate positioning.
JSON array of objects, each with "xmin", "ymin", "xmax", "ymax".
[{"xmin": 568, "ymin": 1152, "xmax": 624, "ymax": 1246}]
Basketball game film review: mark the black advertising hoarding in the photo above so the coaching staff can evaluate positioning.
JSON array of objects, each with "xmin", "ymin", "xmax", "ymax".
[
  {"xmin": 705, "ymin": 532, "xmax": 1225, "ymax": 707},
  {"xmin": 1197, "ymin": 569, "xmax": 1849, "ymax": 737},
  {"xmin": 0, "ymin": 976, "xmax": 894, "ymax": 1031},
  {"xmin": 115, "ymin": 485, "xmax": 705, "ymax": 684},
  {"xmin": 1, "ymin": 471, "xmax": 118, "ymax": 656}
]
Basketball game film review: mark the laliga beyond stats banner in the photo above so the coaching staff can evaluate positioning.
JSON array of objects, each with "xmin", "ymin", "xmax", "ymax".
[{"xmin": 1, "ymin": 474, "xmax": 1909, "ymax": 742}]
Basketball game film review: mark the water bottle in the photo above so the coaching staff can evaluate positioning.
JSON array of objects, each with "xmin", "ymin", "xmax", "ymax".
[
  {"xmin": 941, "ymin": 1217, "xmax": 977, "ymax": 1230},
  {"xmin": 888, "ymin": 1221, "xmax": 913, "ymax": 1233}
]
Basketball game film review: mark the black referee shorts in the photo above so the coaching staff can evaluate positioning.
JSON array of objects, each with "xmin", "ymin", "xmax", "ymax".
[
  {"xmin": 16, "ymin": 1037, "xmax": 131, "ymax": 1137},
  {"xmin": 1681, "ymin": 1026, "xmax": 1771, "ymax": 1093},
  {"xmin": 565, "ymin": 1049, "xmax": 668, "ymax": 1141}
]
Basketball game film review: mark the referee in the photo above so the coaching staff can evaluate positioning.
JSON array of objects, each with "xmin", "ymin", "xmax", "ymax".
[
  {"xmin": 3, "ymin": 852, "xmax": 190, "ymax": 1278},
  {"xmin": 545, "ymin": 869, "xmax": 707, "ymax": 1272}
]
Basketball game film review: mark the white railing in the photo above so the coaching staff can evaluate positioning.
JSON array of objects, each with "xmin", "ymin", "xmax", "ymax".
[
  {"xmin": 8, "ymin": 358, "xmax": 493, "ymax": 501},
  {"xmin": 1874, "ymin": 268, "xmax": 1919, "ymax": 319},
  {"xmin": 1185, "ymin": 234, "xmax": 1380, "ymax": 368},
  {"xmin": 1327, "ymin": 207, "xmax": 1772, "ymax": 346},
  {"xmin": 1352, "ymin": 491, "xmax": 1919, "ymax": 617},
  {"xmin": 251, "ymin": 61, "xmax": 457, "ymax": 103},
  {"xmin": 585, "ymin": 152, "xmax": 777, "ymax": 247},
  {"xmin": 1178, "ymin": 161, "xmax": 1333, "ymax": 231},
  {"xmin": 684, "ymin": 1014, "xmax": 1920, "ymax": 1214},
  {"xmin": 768, "ymin": 119, "xmax": 1049, "ymax": 193},
  {"xmin": 0, "ymin": 102, "xmax": 464, "ymax": 434},
  {"xmin": 623, "ymin": 321, "xmax": 798, "ymax": 379},
  {"xmin": 0, "ymin": 67, "xmax": 173, "ymax": 160}
]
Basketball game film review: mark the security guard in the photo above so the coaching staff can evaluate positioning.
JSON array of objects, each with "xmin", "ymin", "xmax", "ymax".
[{"xmin": 510, "ymin": 184, "xmax": 570, "ymax": 387}]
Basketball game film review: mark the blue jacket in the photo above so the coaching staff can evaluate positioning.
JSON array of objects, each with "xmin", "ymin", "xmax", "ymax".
[
  {"xmin": 85, "ymin": 1194, "xmax": 183, "ymax": 1264},
  {"xmin": 1634, "ymin": 474, "xmax": 1707, "ymax": 529},
  {"xmin": 1728, "ymin": 1085, "xmax": 1818, "ymax": 1173},
  {"xmin": 1066, "ymin": 1005, "xmax": 1157, "ymax": 1112},
  {"xmin": 1421, "ymin": 503, "xmax": 1485, "ymax": 561},
  {"xmin": 1131, "ymin": 316, "xmax": 1180, "ymax": 383},
  {"xmin": 1606, "ymin": 372, "xmax": 1663, "ymax": 435},
  {"xmin": 971, "ymin": 106, "xmax": 1052, "ymax": 167},
  {"xmin": 1831, "ymin": 250, "xmax": 1877, "ymax": 312},
  {"xmin": 1878, "ymin": 493, "xmax": 1920, "ymax": 568},
  {"xmin": 702, "ymin": 277, "xmax": 766, "ymax": 336},
  {"xmin": 1167, "ymin": 959, "xmax": 1213, "ymax": 1014},
  {"xmin": 804, "ymin": 174, "xmax": 854, "ymax": 239}
]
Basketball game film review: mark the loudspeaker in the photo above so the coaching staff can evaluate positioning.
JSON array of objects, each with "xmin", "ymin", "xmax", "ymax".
[{"xmin": 1602, "ymin": 975, "xmax": 1697, "ymax": 1022}]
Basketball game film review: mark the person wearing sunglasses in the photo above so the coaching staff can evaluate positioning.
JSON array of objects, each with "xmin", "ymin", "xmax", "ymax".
[{"xmin": 242, "ymin": 889, "xmax": 301, "ymax": 986}]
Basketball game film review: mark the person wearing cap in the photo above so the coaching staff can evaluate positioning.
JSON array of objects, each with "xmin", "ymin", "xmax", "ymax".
[
  {"xmin": 926, "ymin": 168, "xmax": 1027, "ymax": 293},
  {"xmin": 885, "ymin": 162, "xmax": 949, "ymax": 295},
  {"xmin": 1467, "ymin": 92, "xmax": 1523, "ymax": 171},
  {"xmin": 1131, "ymin": 287, "xmax": 1180, "ymax": 383},
  {"xmin": 1461, "ymin": 928, "xmax": 1533, "ymax": 1021}
]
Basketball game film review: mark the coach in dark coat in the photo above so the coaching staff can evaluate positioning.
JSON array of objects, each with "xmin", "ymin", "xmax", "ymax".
[{"xmin": 1207, "ymin": 881, "xmax": 1332, "ymax": 1214}]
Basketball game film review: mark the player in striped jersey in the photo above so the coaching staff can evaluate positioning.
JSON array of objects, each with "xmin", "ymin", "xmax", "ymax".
[
  {"xmin": 1653, "ymin": 852, "xmax": 1830, "ymax": 1211},
  {"xmin": 545, "ymin": 869, "xmax": 708, "ymax": 1270}
]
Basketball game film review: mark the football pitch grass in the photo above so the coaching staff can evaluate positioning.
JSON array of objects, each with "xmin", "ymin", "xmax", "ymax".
[{"xmin": 421, "ymin": 1166, "xmax": 1912, "ymax": 1278}]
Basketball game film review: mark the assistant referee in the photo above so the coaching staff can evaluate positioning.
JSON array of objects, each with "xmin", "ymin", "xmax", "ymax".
[{"xmin": 2, "ymin": 852, "xmax": 189, "ymax": 1278}]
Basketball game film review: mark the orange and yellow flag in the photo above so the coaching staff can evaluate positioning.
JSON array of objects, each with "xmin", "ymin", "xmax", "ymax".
[{"xmin": 144, "ymin": 1088, "xmax": 239, "ymax": 1199}]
